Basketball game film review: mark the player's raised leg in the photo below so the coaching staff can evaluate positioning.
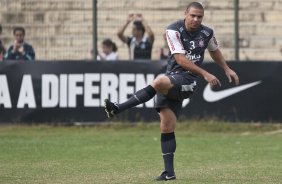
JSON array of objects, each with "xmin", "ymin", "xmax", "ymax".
[
  {"xmin": 104, "ymin": 85, "xmax": 156, "ymax": 118},
  {"xmin": 104, "ymin": 75, "xmax": 172, "ymax": 118}
]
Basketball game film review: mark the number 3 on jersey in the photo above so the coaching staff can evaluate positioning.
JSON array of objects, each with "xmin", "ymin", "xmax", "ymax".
[{"xmin": 189, "ymin": 41, "xmax": 195, "ymax": 50}]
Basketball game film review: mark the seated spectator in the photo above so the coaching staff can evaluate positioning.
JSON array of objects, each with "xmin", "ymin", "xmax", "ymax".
[
  {"xmin": 117, "ymin": 13, "xmax": 154, "ymax": 60},
  {"xmin": 97, "ymin": 38, "xmax": 118, "ymax": 61},
  {"xmin": 159, "ymin": 33, "xmax": 170, "ymax": 60},
  {"xmin": 0, "ymin": 24, "xmax": 5, "ymax": 61},
  {"xmin": 4, "ymin": 26, "xmax": 35, "ymax": 61}
]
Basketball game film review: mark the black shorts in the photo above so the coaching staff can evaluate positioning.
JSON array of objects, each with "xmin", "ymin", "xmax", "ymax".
[{"xmin": 155, "ymin": 72, "xmax": 196, "ymax": 118}]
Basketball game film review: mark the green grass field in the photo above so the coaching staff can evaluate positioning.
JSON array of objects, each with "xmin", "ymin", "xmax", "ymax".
[{"xmin": 0, "ymin": 121, "xmax": 282, "ymax": 184}]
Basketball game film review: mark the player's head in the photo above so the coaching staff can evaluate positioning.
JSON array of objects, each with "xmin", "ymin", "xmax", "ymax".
[
  {"xmin": 185, "ymin": 2, "xmax": 204, "ymax": 31},
  {"xmin": 132, "ymin": 21, "xmax": 145, "ymax": 37},
  {"xmin": 102, "ymin": 38, "xmax": 117, "ymax": 54},
  {"xmin": 13, "ymin": 26, "xmax": 25, "ymax": 43}
]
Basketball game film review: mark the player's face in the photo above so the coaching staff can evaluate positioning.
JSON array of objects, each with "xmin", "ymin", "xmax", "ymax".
[
  {"xmin": 14, "ymin": 30, "xmax": 25, "ymax": 43},
  {"xmin": 102, "ymin": 44, "xmax": 111, "ymax": 55},
  {"xmin": 185, "ymin": 7, "xmax": 204, "ymax": 31},
  {"xmin": 132, "ymin": 26, "xmax": 138, "ymax": 37},
  {"xmin": 132, "ymin": 26, "xmax": 143, "ymax": 38}
]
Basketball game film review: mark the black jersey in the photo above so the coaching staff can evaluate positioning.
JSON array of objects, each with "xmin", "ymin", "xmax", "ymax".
[
  {"xmin": 4, "ymin": 42, "xmax": 35, "ymax": 61},
  {"xmin": 166, "ymin": 19, "xmax": 218, "ymax": 79},
  {"xmin": 127, "ymin": 35, "xmax": 152, "ymax": 60}
]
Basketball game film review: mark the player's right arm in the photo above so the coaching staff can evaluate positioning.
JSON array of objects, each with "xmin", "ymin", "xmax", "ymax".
[
  {"xmin": 4, "ymin": 45, "xmax": 17, "ymax": 60},
  {"xmin": 166, "ymin": 29, "xmax": 221, "ymax": 87},
  {"xmin": 174, "ymin": 53, "xmax": 221, "ymax": 87},
  {"xmin": 135, "ymin": 14, "xmax": 154, "ymax": 44},
  {"xmin": 117, "ymin": 14, "xmax": 133, "ymax": 43},
  {"xmin": 22, "ymin": 44, "xmax": 35, "ymax": 60}
]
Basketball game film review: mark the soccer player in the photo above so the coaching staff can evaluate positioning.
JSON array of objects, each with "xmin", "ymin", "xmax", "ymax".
[{"xmin": 105, "ymin": 2, "xmax": 239, "ymax": 181}]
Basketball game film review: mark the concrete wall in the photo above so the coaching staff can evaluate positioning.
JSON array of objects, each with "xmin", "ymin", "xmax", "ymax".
[{"xmin": 0, "ymin": 0, "xmax": 281, "ymax": 61}]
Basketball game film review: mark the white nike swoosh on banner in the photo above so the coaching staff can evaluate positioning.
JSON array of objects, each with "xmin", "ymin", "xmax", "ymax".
[{"xmin": 203, "ymin": 81, "xmax": 262, "ymax": 102}]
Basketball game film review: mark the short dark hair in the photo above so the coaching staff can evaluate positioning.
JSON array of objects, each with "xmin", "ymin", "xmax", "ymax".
[
  {"xmin": 102, "ymin": 38, "xmax": 118, "ymax": 52},
  {"xmin": 133, "ymin": 21, "xmax": 145, "ymax": 35},
  {"xmin": 186, "ymin": 2, "xmax": 204, "ymax": 11},
  {"xmin": 13, "ymin": 26, "xmax": 25, "ymax": 35},
  {"xmin": 0, "ymin": 24, "xmax": 2, "ymax": 34}
]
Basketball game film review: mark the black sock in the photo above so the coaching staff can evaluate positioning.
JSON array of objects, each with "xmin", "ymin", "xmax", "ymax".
[
  {"xmin": 117, "ymin": 85, "xmax": 156, "ymax": 113},
  {"xmin": 161, "ymin": 132, "xmax": 176, "ymax": 176}
]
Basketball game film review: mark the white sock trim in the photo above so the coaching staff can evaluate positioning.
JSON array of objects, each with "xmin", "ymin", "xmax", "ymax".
[{"xmin": 162, "ymin": 152, "xmax": 174, "ymax": 156}]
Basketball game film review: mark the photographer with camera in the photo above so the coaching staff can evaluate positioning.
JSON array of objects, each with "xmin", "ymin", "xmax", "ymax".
[
  {"xmin": 117, "ymin": 13, "xmax": 154, "ymax": 61},
  {"xmin": 4, "ymin": 26, "xmax": 35, "ymax": 61}
]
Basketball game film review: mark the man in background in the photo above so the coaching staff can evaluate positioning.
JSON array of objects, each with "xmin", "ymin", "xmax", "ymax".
[
  {"xmin": 4, "ymin": 26, "xmax": 35, "ymax": 61},
  {"xmin": 117, "ymin": 13, "xmax": 154, "ymax": 60}
]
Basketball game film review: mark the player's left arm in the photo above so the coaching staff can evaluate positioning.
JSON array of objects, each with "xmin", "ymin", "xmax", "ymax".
[
  {"xmin": 207, "ymin": 36, "xmax": 239, "ymax": 85},
  {"xmin": 143, "ymin": 20, "xmax": 154, "ymax": 44},
  {"xmin": 136, "ymin": 14, "xmax": 154, "ymax": 44},
  {"xmin": 22, "ymin": 44, "xmax": 35, "ymax": 60}
]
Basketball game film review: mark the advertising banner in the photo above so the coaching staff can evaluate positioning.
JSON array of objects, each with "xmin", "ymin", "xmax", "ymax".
[{"xmin": 0, "ymin": 61, "xmax": 281, "ymax": 123}]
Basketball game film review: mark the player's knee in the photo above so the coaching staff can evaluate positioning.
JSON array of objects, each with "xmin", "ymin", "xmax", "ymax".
[
  {"xmin": 152, "ymin": 77, "xmax": 166, "ymax": 88},
  {"xmin": 152, "ymin": 76, "xmax": 170, "ymax": 91},
  {"xmin": 161, "ymin": 122, "xmax": 174, "ymax": 133}
]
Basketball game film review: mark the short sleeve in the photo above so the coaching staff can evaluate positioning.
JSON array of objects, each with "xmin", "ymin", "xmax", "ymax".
[
  {"xmin": 207, "ymin": 35, "xmax": 219, "ymax": 51},
  {"xmin": 166, "ymin": 30, "xmax": 186, "ymax": 55},
  {"xmin": 127, "ymin": 37, "xmax": 132, "ymax": 47}
]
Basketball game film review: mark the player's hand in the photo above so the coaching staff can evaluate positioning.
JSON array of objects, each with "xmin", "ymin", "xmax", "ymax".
[
  {"xmin": 224, "ymin": 67, "xmax": 239, "ymax": 85},
  {"xmin": 18, "ymin": 45, "xmax": 24, "ymax": 53},
  {"xmin": 135, "ymin": 13, "xmax": 143, "ymax": 21},
  {"xmin": 127, "ymin": 14, "xmax": 134, "ymax": 23},
  {"xmin": 13, "ymin": 41, "xmax": 21, "ymax": 52},
  {"xmin": 204, "ymin": 73, "xmax": 221, "ymax": 88}
]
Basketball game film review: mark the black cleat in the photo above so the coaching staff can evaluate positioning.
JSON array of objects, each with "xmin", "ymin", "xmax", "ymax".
[
  {"xmin": 155, "ymin": 171, "xmax": 176, "ymax": 181},
  {"xmin": 104, "ymin": 99, "xmax": 119, "ymax": 118}
]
